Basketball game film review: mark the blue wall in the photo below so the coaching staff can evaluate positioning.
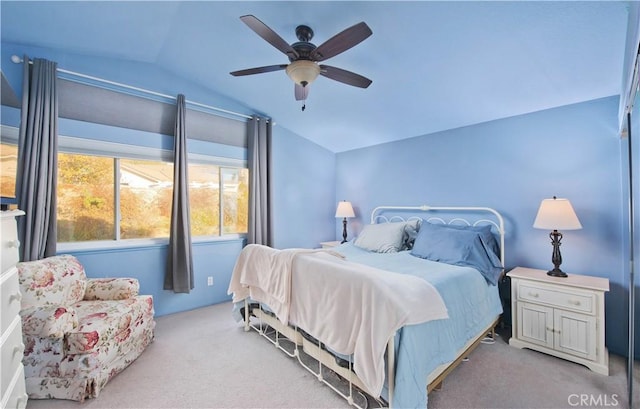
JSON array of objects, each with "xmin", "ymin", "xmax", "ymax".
[
  {"xmin": 271, "ymin": 126, "xmax": 336, "ymax": 249},
  {"xmin": 336, "ymin": 96, "xmax": 629, "ymax": 356}
]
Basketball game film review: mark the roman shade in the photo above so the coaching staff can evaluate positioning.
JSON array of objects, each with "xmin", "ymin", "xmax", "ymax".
[{"xmin": 57, "ymin": 79, "xmax": 247, "ymax": 147}]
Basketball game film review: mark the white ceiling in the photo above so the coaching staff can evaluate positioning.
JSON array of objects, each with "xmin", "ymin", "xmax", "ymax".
[{"xmin": 0, "ymin": 1, "xmax": 631, "ymax": 152}]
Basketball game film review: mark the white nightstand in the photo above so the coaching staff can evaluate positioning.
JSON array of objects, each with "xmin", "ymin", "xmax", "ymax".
[
  {"xmin": 320, "ymin": 241, "xmax": 341, "ymax": 249},
  {"xmin": 507, "ymin": 267, "xmax": 609, "ymax": 375}
]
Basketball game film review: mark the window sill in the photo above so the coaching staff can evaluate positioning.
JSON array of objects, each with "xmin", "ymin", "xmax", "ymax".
[{"xmin": 57, "ymin": 234, "xmax": 246, "ymax": 254}]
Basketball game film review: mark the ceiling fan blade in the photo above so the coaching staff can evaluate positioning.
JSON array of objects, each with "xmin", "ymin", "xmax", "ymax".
[
  {"xmin": 240, "ymin": 15, "xmax": 299, "ymax": 60},
  {"xmin": 310, "ymin": 22, "xmax": 372, "ymax": 62},
  {"xmin": 319, "ymin": 65, "xmax": 372, "ymax": 88},
  {"xmin": 230, "ymin": 64, "xmax": 287, "ymax": 76},
  {"xmin": 295, "ymin": 83, "xmax": 309, "ymax": 101}
]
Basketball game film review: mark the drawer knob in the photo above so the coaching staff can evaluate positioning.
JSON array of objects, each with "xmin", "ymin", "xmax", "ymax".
[
  {"xmin": 568, "ymin": 300, "xmax": 581, "ymax": 306},
  {"xmin": 528, "ymin": 292, "xmax": 539, "ymax": 298},
  {"xmin": 13, "ymin": 343, "xmax": 25, "ymax": 356},
  {"xmin": 7, "ymin": 239, "xmax": 20, "ymax": 248},
  {"xmin": 17, "ymin": 394, "xmax": 28, "ymax": 406},
  {"xmin": 9, "ymin": 292, "xmax": 22, "ymax": 303}
]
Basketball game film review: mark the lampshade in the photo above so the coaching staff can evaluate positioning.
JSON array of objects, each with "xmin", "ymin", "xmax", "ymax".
[
  {"xmin": 335, "ymin": 201, "xmax": 355, "ymax": 218},
  {"xmin": 286, "ymin": 60, "xmax": 321, "ymax": 87},
  {"xmin": 533, "ymin": 197, "xmax": 582, "ymax": 230}
]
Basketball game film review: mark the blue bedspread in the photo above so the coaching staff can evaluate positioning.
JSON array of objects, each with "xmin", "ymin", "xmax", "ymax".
[{"xmin": 334, "ymin": 242, "xmax": 503, "ymax": 408}]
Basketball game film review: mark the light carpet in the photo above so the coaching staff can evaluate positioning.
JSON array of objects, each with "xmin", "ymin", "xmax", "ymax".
[{"xmin": 25, "ymin": 302, "xmax": 638, "ymax": 409}]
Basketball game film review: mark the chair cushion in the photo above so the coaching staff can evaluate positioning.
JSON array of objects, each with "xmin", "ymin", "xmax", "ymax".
[
  {"xmin": 66, "ymin": 297, "xmax": 154, "ymax": 354},
  {"xmin": 84, "ymin": 278, "xmax": 140, "ymax": 301},
  {"xmin": 18, "ymin": 255, "xmax": 87, "ymax": 308}
]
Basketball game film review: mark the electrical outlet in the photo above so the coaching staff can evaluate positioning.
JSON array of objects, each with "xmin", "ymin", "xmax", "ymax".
[{"xmin": 207, "ymin": 276, "xmax": 214, "ymax": 286}]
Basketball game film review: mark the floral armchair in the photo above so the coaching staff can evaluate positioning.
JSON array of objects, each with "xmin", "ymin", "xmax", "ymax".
[{"xmin": 17, "ymin": 254, "xmax": 155, "ymax": 401}]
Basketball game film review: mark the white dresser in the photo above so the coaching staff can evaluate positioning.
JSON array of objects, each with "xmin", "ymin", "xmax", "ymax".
[
  {"xmin": 1, "ymin": 210, "xmax": 28, "ymax": 409},
  {"xmin": 508, "ymin": 266, "xmax": 609, "ymax": 375}
]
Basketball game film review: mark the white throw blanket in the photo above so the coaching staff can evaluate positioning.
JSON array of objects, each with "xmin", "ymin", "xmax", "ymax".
[
  {"xmin": 289, "ymin": 252, "xmax": 449, "ymax": 398},
  {"xmin": 227, "ymin": 244, "xmax": 343, "ymax": 324},
  {"xmin": 228, "ymin": 245, "xmax": 449, "ymax": 398}
]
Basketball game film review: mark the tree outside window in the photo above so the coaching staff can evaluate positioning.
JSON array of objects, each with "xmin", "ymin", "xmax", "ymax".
[
  {"xmin": 0, "ymin": 143, "xmax": 18, "ymax": 198},
  {"xmin": 57, "ymin": 153, "xmax": 115, "ymax": 241},
  {"xmin": 57, "ymin": 152, "xmax": 247, "ymax": 243}
]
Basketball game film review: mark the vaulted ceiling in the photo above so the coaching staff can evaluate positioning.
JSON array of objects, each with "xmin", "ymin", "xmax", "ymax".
[{"xmin": 0, "ymin": 1, "xmax": 631, "ymax": 152}]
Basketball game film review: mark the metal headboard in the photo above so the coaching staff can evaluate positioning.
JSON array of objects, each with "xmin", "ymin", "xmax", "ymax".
[{"xmin": 370, "ymin": 205, "xmax": 506, "ymax": 267}]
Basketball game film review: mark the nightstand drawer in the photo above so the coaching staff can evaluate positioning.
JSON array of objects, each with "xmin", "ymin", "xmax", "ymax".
[
  {"xmin": 518, "ymin": 282, "xmax": 594, "ymax": 314},
  {"xmin": 4, "ymin": 365, "xmax": 28, "ymax": 409},
  {"xmin": 1, "ymin": 318, "xmax": 25, "ymax": 397},
  {"xmin": 1, "ymin": 268, "xmax": 22, "ymax": 335},
  {"xmin": 1, "ymin": 215, "xmax": 20, "ymax": 274}
]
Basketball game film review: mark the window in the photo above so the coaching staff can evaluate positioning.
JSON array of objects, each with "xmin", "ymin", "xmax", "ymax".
[
  {"xmin": 189, "ymin": 163, "xmax": 220, "ymax": 236},
  {"xmin": 0, "ymin": 142, "xmax": 18, "ymax": 198},
  {"xmin": 1, "ymin": 122, "xmax": 248, "ymax": 244},
  {"xmin": 57, "ymin": 153, "xmax": 115, "ymax": 241},
  {"xmin": 221, "ymin": 167, "xmax": 248, "ymax": 234},
  {"xmin": 120, "ymin": 158, "xmax": 173, "ymax": 239},
  {"xmin": 57, "ymin": 152, "xmax": 248, "ymax": 243},
  {"xmin": 188, "ymin": 164, "xmax": 248, "ymax": 236}
]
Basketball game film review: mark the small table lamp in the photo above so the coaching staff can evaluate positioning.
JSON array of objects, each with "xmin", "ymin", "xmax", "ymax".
[
  {"xmin": 335, "ymin": 201, "xmax": 355, "ymax": 243},
  {"xmin": 533, "ymin": 196, "xmax": 582, "ymax": 277}
]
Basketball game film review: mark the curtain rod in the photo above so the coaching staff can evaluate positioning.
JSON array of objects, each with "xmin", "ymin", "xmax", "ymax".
[{"xmin": 11, "ymin": 54, "xmax": 261, "ymax": 122}]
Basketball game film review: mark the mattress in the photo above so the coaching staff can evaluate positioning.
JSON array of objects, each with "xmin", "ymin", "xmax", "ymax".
[{"xmin": 325, "ymin": 242, "xmax": 503, "ymax": 408}]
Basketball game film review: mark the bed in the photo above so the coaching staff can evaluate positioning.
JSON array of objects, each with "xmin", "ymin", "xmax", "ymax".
[{"xmin": 227, "ymin": 205, "xmax": 505, "ymax": 408}]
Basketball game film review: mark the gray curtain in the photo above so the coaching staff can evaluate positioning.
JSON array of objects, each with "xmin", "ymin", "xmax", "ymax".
[
  {"xmin": 247, "ymin": 115, "xmax": 273, "ymax": 246},
  {"xmin": 16, "ymin": 55, "xmax": 58, "ymax": 261},
  {"xmin": 164, "ymin": 94, "xmax": 194, "ymax": 293}
]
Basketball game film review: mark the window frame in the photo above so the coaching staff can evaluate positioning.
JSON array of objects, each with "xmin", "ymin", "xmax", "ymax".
[{"xmin": 1, "ymin": 125, "xmax": 248, "ymax": 252}]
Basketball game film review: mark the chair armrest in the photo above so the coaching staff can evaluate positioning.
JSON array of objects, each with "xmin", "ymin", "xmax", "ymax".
[
  {"xmin": 20, "ymin": 305, "xmax": 78, "ymax": 338},
  {"xmin": 84, "ymin": 278, "xmax": 140, "ymax": 301}
]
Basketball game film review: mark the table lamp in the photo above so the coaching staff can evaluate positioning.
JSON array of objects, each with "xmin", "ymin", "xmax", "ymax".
[
  {"xmin": 335, "ymin": 201, "xmax": 355, "ymax": 243},
  {"xmin": 533, "ymin": 196, "xmax": 582, "ymax": 277}
]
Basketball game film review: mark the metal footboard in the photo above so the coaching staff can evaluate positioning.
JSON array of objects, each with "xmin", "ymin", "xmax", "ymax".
[
  {"xmin": 243, "ymin": 298, "xmax": 392, "ymax": 408},
  {"xmin": 243, "ymin": 297, "xmax": 499, "ymax": 408}
]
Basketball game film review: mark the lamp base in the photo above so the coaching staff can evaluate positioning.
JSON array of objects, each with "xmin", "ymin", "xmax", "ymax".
[
  {"xmin": 546, "ymin": 230, "xmax": 567, "ymax": 278},
  {"xmin": 547, "ymin": 268, "xmax": 568, "ymax": 278},
  {"xmin": 341, "ymin": 217, "xmax": 348, "ymax": 244}
]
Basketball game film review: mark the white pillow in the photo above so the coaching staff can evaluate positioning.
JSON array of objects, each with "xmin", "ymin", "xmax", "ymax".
[{"xmin": 353, "ymin": 222, "xmax": 408, "ymax": 253}]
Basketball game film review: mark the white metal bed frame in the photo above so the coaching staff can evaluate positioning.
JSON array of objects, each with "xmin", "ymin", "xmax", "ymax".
[{"xmin": 242, "ymin": 204, "xmax": 506, "ymax": 408}]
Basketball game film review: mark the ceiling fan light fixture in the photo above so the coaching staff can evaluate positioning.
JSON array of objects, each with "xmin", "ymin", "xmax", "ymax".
[{"xmin": 286, "ymin": 60, "xmax": 320, "ymax": 87}]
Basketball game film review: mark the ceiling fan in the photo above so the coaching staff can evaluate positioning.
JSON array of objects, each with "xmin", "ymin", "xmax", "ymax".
[{"xmin": 230, "ymin": 15, "xmax": 373, "ymax": 109}]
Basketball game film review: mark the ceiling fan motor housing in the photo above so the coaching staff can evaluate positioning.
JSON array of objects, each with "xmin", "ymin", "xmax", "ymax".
[{"xmin": 295, "ymin": 25, "xmax": 314, "ymax": 42}]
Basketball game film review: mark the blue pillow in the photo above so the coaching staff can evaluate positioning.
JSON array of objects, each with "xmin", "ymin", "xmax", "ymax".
[
  {"xmin": 438, "ymin": 223, "xmax": 501, "ymax": 259},
  {"xmin": 410, "ymin": 222, "xmax": 503, "ymax": 285}
]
